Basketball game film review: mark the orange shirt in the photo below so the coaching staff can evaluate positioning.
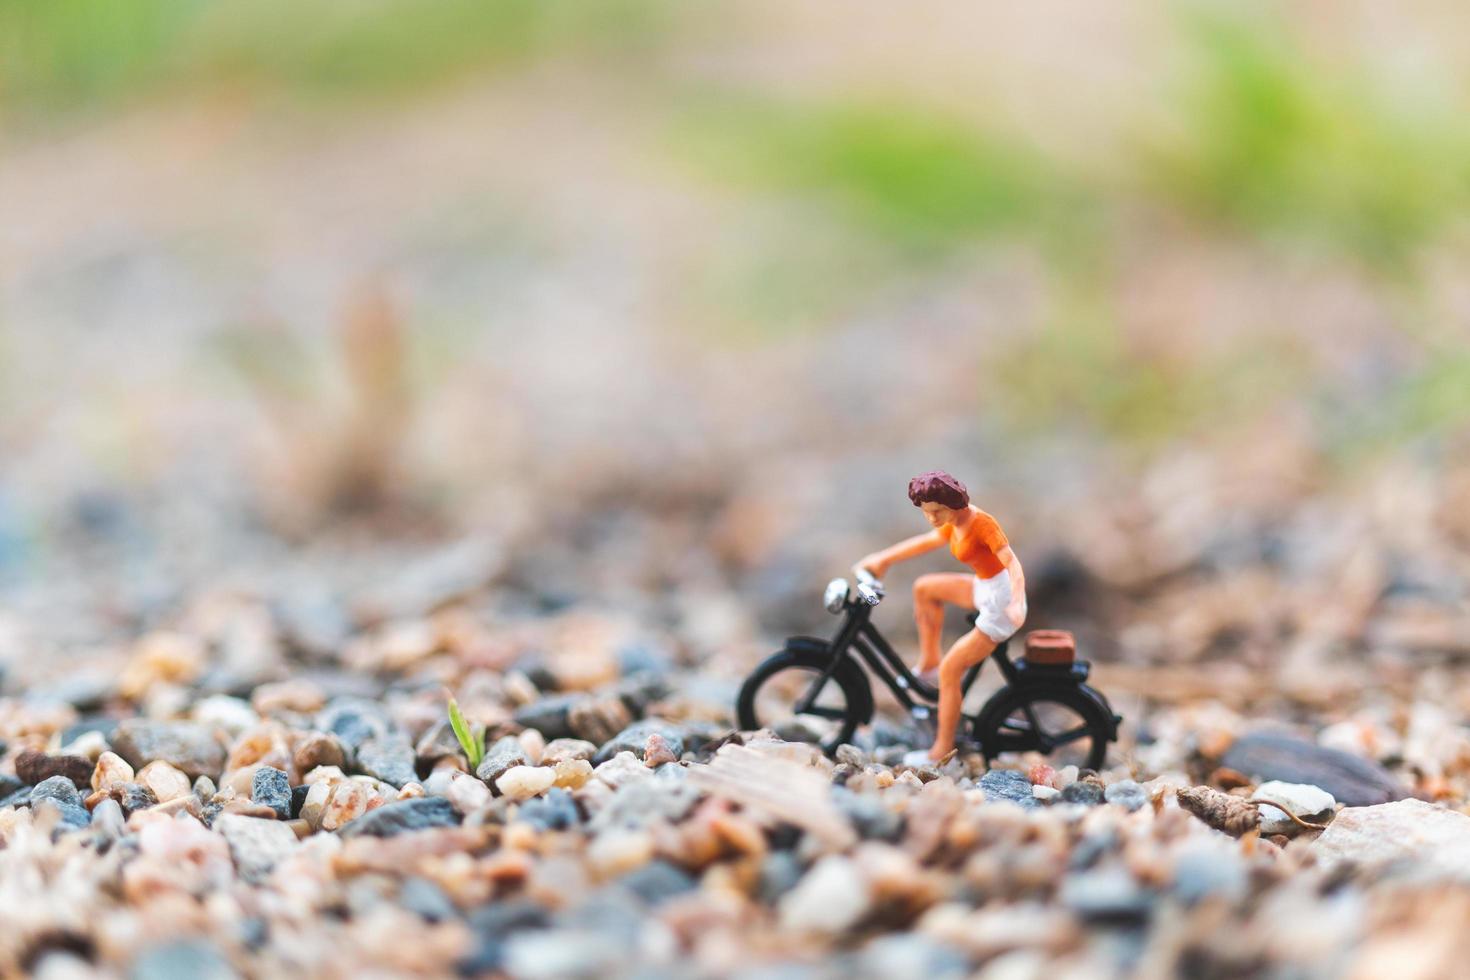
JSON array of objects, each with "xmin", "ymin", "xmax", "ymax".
[{"xmin": 938, "ymin": 510, "xmax": 1009, "ymax": 579}]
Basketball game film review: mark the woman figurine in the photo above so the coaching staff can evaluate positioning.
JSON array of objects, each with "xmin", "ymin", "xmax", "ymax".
[{"xmin": 856, "ymin": 471, "xmax": 1027, "ymax": 762}]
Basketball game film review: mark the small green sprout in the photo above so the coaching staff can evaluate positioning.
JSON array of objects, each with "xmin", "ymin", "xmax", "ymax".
[{"xmin": 446, "ymin": 694, "xmax": 484, "ymax": 770}]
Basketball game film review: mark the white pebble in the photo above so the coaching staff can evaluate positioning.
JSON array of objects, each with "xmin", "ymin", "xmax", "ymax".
[
  {"xmin": 447, "ymin": 772, "xmax": 492, "ymax": 814},
  {"xmin": 496, "ymin": 765, "xmax": 556, "ymax": 801},
  {"xmin": 91, "ymin": 751, "xmax": 134, "ymax": 793}
]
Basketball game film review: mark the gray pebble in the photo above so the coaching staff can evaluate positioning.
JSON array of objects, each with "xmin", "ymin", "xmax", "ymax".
[
  {"xmin": 515, "ymin": 787, "xmax": 579, "ymax": 832},
  {"xmin": 129, "ymin": 939, "xmax": 237, "ymax": 980},
  {"xmin": 858, "ymin": 934, "xmax": 971, "ymax": 979},
  {"xmin": 1059, "ymin": 867, "xmax": 1153, "ymax": 922},
  {"xmin": 116, "ymin": 782, "xmax": 159, "ymax": 816},
  {"xmin": 30, "ymin": 776, "xmax": 91, "ymax": 833},
  {"xmin": 336, "ymin": 796, "xmax": 460, "ymax": 838},
  {"xmin": 400, "ymin": 876, "xmax": 459, "ymax": 923},
  {"xmin": 1171, "ymin": 845, "xmax": 1248, "ymax": 906},
  {"xmin": 460, "ymin": 900, "xmax": 551, "ymax": 974},
  {"xmin": 91, "ymin": 797, "xmax": 126, "ymax": 839},
  {"xmin": 980, "ymin": 769, "xmax": 1039, "ymax": 809},
  {"xmin": 1221, "ymin": 731, "xmax": 1407, "ymax": 808},
  {"xmin": 1060, "ymin": 780, "xmax": 1106, "ymax": 806},
  {"xmin": 315, "ymin": 698, "xmax": 392, "ymax": 753},
  {"xmin": 512, "ymin": 694, "xmax": 583, "ymax": 740},
  {"xmin": 831, "ymin": 787, "xmax": 904, "ymax": 841},
  {"xmin": 758, "ymin": 851, "xmax": 805, "ymax": 904},
  {"xmin": 595, "ymin": 718, "xmax": 686, "ymax": 764},
  {"xmin": 589, "ymin": 779, "xmax": 700, "ymax": 833},
  {"xmin": 215, "ymin": 814, "xmax": 300, "ymax": 882},
  {"xmin": 1104, "ymin": 780, "xmax": 1147, "ymax": 812},
  {"xmin": 251, "ymin": 767, "xmax": 291, "ymax": 820},
  {"xmin": 615, "ymin": 859, "xmax": 696, "ymax": 906},
  {"xmin": 31, "ymin": 774, "xmax": 82, "ymax": 807},
  {"xmin": 290, "ymin": 784, "xmax": 309, "ymax": 819},
  {"xmin": 476, "ymin": 735, "xmax": 528, "ymax": 787},
  {"xmin": 355, "ymin": 735, "xmax": 417, "ymax": 788},
  {"xmin": 111, "ymin": 720, "xmax": 225, "ymax": 780}
]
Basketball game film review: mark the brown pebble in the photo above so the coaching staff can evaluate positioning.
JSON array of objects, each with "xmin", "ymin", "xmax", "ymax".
[
  {"xmin": 222, "ymin": 798, "xmax": 281, "ymax": 819},
  {"xmin": 16, "ymin": 749, "xmax": 95, "ymax": 789},
  {"xmin": 1213, "ymin": 767, "xmax": 1251, "ymax": 790},
  {"xmin": 293, "ymin": 731, "xmax": 348, "ymax": 777},
  {"xmin": 643, "ymin": 733, "xmax": 677, "ymax": 768}
]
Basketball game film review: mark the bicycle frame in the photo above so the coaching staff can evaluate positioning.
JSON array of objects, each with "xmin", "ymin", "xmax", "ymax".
[{"xmin": 794, "ymin": 597, "xmax": 1016, "ymax": 717}]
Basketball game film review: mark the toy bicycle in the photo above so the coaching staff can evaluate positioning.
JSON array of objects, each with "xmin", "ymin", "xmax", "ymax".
[{"xmin": 736, "ymin": 572, "xmax": 1121, "ymax": 770}]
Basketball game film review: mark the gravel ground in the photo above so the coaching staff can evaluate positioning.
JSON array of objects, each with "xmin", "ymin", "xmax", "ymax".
[{"xmin": 4, "ymin": 475, "xmax": 1470, "ymax": 980}]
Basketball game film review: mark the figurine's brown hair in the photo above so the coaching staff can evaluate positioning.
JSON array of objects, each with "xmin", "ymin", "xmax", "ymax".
[{"xmin": 907, "ymin": 471, "xmax": 969, "ymax": 510}]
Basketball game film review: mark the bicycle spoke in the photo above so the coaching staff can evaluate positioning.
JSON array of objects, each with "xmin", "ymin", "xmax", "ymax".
[
  {"xmin": 794, "ymin": 677, "xmax": 830, "ymax": 712},
  {"xmin": 1050, "ymin": 724, "xmax": 1093, "ymax": 746},
  {"xmin": 751, "ymin": 662, "xmax": 854, "ymax": 752},
  {"xmin": 984, "ymin": 696, "xmax": 1103, "ymax": 769}
]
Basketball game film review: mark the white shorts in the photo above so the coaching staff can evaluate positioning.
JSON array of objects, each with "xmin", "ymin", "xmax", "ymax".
[{"xmin": 972, "ymin": 569, "xmax": 1025, "ymax": 642}]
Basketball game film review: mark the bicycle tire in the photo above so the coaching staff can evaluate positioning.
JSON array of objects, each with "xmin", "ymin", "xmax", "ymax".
[
  {"xmin": 972, "ymin": 682, "xmax": 1114, "ymax": 771},
  {"xmin": 736, "ymin": 645, "xmax": 870, "ymax": 756}
]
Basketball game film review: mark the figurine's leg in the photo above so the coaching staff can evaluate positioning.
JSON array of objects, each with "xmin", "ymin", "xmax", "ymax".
[
  {"xmin": 930, "ymin": 628, "xmax": 996, "ymax": 760},
  {"xmin": 912, "ymin": 574, "xmax": 975, "ymax": 673}
]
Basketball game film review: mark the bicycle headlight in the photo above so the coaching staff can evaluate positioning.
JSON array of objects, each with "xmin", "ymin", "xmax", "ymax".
[{"xmin": 823, "ymin": 578, "xmax": 849, "ymax": 613}]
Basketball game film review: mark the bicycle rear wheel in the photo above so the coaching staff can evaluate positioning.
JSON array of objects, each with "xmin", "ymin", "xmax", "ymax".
[{"xmin": 973, "ymin": 684, "xmax": 1112, "ymax": 771}]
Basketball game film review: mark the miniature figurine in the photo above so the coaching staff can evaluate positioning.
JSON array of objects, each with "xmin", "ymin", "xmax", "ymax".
[
  {"xmin": 736, "ymin": 471, "xmax": 1121, "ymax": 771},
  {"xmin": 854, "ymin": 471, "xmax": 1027, "ymax": 761}
]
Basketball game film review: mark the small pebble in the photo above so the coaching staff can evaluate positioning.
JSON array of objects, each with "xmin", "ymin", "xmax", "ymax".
[
  {"xmin": 140, "ymin": 761, "xmax": 194, "ymax": 803},
  {"xmin": 16, "ymin": 750, "xmax": 95, "ymax": 789},
  {"xmin": 496, "ymin": 766, "xmax": 556, "ymax": 802},
  {"xmin": 447, "ymin": 772, "xmax": 493, "ymax": 814},
  {"xmin": 90, "ymin": 751, "xmax": 134, "ymax": 793},
  {"xmin": 355, "ymin": 735, "xmax": 418, "ymax": 788},
  {"xmin": 252, "ymin": 767, "xmax": 292, "ymax": 820},
  {"xmin": 979, "ymin": 770, "xmax": 1039, "ymax": 810},
  {"xmin": 336, "ymin": 797, "xmax": 460, "ymax": 838},
  {"xmin": 1103, "ymin": 780, "xmax": 1147, "ymax": 812},
  {"xmin": 542, "ymin": 738, "xmax": 598, "ymax": 766},
  {"xmin": 642, "ymin": 733, "xmax": 677, "ymax": 768},
  {"xmin": 477, "ymin": 736, "xmax": 529, "ymax": 788}
]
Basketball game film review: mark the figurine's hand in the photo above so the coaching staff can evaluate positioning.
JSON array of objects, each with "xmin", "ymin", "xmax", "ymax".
[
  {"xmin": 1005, "ymin": 600, "xmax": 1026, "ymax": 628},
  {"xmin": 854, "ymin": 555, "xmax": 888, "ymax": 580}
]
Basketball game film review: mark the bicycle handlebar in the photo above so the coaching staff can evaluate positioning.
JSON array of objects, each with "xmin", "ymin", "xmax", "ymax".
[{"xmin": 853, "ymin": 568, "xmax": 885, "ymax": 604}]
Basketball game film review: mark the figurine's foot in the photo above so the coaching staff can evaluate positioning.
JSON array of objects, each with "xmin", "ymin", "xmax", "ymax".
[
  {"xmin": 913, "ymin": 666, "xmax": 940, "ymax": 688},
  {"xmin": 901, "ymin": 749, "xmax": 935, "ymax": 768}
]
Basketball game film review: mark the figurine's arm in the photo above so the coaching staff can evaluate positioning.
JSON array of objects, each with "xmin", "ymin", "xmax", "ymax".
[
  {"xmin": 998, "ymin": 545, "xmax": 1027, "ymax": 626},
  {"xmin": 854, "ymin": 531, "xmax": 943, "ymax": 579}
]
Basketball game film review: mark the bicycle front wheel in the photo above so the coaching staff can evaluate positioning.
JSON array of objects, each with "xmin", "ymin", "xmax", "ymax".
[{"xmin": 736, "ymin": 646, "xmax": 867, "ymax": 755}]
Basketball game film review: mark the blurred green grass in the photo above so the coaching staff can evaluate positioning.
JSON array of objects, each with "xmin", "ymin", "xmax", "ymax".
[
  {"xmin": 668, "ymin": 8, "xmax": 1470, "ymax": 447},
  {"xmin": 673, "ymin": 96, "xmax": 1099, "ymax": 259},
  {"xmin": 0, "ymin": 0, "xmax": 671, "ymax": 111},
  {"xmin": 4, "ymin": 0, "xmax": 1468, "ymax": 460},
  {"xmin": 1147, "ymin": 8, "xmax": 1470, "ymax": 272}
]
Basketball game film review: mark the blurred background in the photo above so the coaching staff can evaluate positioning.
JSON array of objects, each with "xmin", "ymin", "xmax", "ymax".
[{"xmin": 2, "ymin": 0, "xmax": 1469, "ymax": 723}]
